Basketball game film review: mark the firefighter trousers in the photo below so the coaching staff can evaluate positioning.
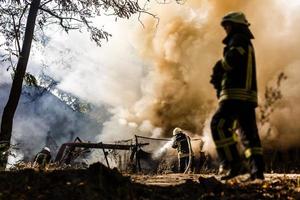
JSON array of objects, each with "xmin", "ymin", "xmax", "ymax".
[
  {"xmin": 178, "ymin": 156, "xmax": 194, "ymax": 173},
  {"xmin": 210, "ymin": 100, "xmax": 265, "ymax": 175}
]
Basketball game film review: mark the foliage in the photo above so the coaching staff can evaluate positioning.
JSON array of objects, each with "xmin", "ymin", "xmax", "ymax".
[
  {"xmin": 258, "ymin": 72, "xmax": 287, "ymax": 136},
  {"xmin": 0, "ymin": 0, "xmax": 161, "ymax": 69},
  {"xmin": 0, "ymin": 0, "xmax": 176, "ymax": 110},
  {"xmin": 0, "ymin": 0, "xmax": 147, "ymax": 50}
]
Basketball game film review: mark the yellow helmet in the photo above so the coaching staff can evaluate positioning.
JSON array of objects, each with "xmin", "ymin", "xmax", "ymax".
[
  {"xmin": 173, "ymin": 127, "xmax": 182, "ymax": 136},
  {"xmin": 221, "ymin": 12, "xmax": 250, "ymax": 26}
]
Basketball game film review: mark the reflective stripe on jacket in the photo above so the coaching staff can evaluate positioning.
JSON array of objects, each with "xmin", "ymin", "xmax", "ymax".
[{"xmin": 219, "ymin": 33, "xmax": 258, "ymax": 106}]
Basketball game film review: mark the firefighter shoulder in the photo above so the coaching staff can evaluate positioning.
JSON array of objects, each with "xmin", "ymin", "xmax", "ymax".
[{"xmin": 33, "ymin": 147, "xmax": 52, "ymax": 168}]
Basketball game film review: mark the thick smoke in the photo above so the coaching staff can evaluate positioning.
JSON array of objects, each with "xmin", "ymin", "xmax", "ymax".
[
  {"xmin": 47, "ymin": 0, "xmax": 300, "ymax": 160},
  {"xmin": 96, "ymin": 0, "xmax": 300, "ymax": 149},
  {"xmin": 263, "ymin": 61, "xmax": 300, "ymax": 149}
]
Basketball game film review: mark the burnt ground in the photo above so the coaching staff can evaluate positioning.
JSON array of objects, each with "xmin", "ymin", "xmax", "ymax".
[{"xmin": 0, "ymin": 163, "xmax": 299, "ymax": 200}]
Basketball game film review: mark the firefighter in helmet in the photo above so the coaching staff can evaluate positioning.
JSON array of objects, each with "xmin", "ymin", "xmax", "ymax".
[
  {"xmin": 171, "ymin": 127, "xmax": 193, "ymax": 173},
  {"xmin": 210, "ymin": 12, "xmax": 265, "ymax": 180},
  {"xmin": 33, "ymin": 146, "xmax": 52, "ymax": 169}
]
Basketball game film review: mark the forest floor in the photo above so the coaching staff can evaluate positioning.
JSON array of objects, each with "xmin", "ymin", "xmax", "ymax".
[{"xmin": 0, "ymin": 162, "xmax": 299, "ymax": 200}]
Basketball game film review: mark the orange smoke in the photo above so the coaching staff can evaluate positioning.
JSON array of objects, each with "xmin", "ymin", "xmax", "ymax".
[{"xmin": 125, "ymin": 0, "xmax": 300, "ymax": 150}]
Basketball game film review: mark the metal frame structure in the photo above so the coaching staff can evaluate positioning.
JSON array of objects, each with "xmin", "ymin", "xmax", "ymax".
[{"xmin": 54, "ymin": 137, "xmax": 149, "ymax": 171}]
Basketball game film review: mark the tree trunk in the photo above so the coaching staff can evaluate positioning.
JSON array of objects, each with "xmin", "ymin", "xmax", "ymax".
[{"xmin": 0, "ymin": 0, "xmax": 41, "ymax": 169}]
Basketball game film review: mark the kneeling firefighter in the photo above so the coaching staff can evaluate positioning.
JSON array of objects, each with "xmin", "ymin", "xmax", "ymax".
[{"xmin": 33, "ymin": 147, "xmax": 52, "ymax": 169}]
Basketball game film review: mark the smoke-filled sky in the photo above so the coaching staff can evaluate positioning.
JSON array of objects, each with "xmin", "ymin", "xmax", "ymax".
[{"xmin": 1, "ymin": 0, "xmax": 300, "ymax": 156}]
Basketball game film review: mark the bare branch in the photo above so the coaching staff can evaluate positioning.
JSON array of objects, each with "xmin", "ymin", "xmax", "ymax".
[
  {"xmin": 18, "ymin": 3, "xmax": 29, "ymax": 27},
  {"xmin": 38, "ymin": 7, "xmax": 84, "ymax": 23},
  {"xmin": 38, "ymin": 7, "xmax": 84, "ymax": 31},
  {"xmin": 40, "ymin": 0, "xmax": 53, "ymax": 7},
  {"xmin": 11, "ymin": 14, "xmax": 21, "ymax": 54},
  {"xmin": 138, "ymin": 0, "xmax": 160, "ymax": 29}
]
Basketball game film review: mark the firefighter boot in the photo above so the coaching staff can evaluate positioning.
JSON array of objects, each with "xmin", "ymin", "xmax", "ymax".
[
  {"xmin": 221, "ymin": 162, "xmax": 246, "ymax": 180},
  {"xmin": 248, "ymin": 154, "xmax": 265, "ymax": 180},
  {"xmin": 250, "ymin": 172, "xmax": 264, "ymax": 180}
]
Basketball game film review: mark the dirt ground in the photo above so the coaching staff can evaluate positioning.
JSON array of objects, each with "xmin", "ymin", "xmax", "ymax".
[
  {"xmin": 0, "ymin": 163, "xmax": 299, "ymax": 200},
  {"xmin": 131, "ymin": 173, "xmax": 300, "ymax": 199}
]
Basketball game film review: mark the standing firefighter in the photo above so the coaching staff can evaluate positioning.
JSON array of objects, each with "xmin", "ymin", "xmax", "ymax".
[
  {"xmin": 171, "ymin": 127, "xmax": 193, "ymax": 173},
  {"xmin": 33, "ymin": 147, "xmax": 52, "ymax": 169},
  {"xmin": 210, "ymin": 12, "xmax": 265, "ymax": 180}
]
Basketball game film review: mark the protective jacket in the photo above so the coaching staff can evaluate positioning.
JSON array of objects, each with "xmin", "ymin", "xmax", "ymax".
[
  {"xmin": 172, "ymin": 133, "xmax": 191, "ymax": 158},
  {"xmin": 212, "ymin": 31, "xmax": 258, "ymax": 106}
]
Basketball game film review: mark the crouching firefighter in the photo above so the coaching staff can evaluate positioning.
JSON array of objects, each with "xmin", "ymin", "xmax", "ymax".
[
  {"xmin": 210, "ymin": 12, "xmax": 265, "ymax": 180},
  {"xmin": 171, "ymin": 127, "xmax": 194, "ymax": 173},
  {"xmin": 33, "ymin": 147, "xmax": 52, "ymax": 169}
]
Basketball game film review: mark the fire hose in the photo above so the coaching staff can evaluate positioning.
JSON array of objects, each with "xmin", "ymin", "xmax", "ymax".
[{"xmin": 183, "ymin": 135, "xmax": 193, "ymax": 174}]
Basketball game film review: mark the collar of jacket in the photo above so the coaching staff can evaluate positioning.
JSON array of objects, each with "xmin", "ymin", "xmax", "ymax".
[
  {"xmin": 222, "ymin": 32, "xmax": 252, "ymax": 45},
  {"xmin": 222, "ymin": 33, "xmax": 234, "ymax": 45}
]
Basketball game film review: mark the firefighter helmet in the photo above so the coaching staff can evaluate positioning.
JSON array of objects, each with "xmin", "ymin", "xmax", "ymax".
[
  {"xmin": 221, "ymin": 12, "xmax": 250, "ymax": 26},
  {"xmin": 173, "ymin": 127, "xmax": 182, "ymax": 136},
  {"xmin": 43, "ymin": 147, "xmax": 50, "ymax": 152}
]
